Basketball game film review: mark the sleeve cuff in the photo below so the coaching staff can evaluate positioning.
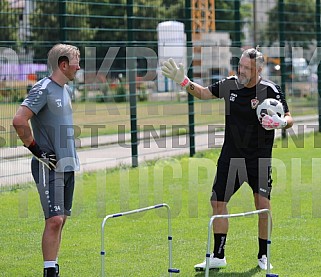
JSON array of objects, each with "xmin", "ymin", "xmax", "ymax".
[{"xmin": 180, "ymin": 77, "xmax": 190, "ymax": 88}]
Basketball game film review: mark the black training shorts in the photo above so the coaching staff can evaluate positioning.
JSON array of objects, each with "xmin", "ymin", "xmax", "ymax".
[
  {"xmin": 211, "ymin": 158, "xmax": 272, "ymax": 202},
  {"xmin": 31, "ymin": 158, "xmax": 75, "ymax": 219}
]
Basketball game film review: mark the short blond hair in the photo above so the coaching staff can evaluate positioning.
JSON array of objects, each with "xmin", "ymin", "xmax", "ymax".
[{"xmin": 47, "ymin": 44, "xmax": 80, "ymax": 71}]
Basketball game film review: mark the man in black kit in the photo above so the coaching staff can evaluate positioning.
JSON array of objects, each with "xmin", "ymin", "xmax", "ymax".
[{"xmin": 161, "ymin": 47, "xmax": 293, "ymax": 271}]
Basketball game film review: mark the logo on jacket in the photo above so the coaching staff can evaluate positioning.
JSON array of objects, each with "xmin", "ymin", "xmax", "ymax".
[
  {"xmin": 230, "ymin": 93, "xmax": 237, "ymax": 102},
  {"xmin": 55, "ymin": 99, "xmax": 62, "ymax": 108}
]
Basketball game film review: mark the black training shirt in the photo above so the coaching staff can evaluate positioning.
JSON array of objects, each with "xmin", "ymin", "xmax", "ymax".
[{"xmin": 208, "ymin": 76, "xmax": 289, "ymax": 165}]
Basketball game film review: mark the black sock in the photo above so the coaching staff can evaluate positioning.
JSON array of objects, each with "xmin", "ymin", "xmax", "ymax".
[
  {"xmin": 214, "ymin": 233, "xmax": 226, "ymax": 259},
  {"xmin": 258, "ymin": 238, "xmax": 268, "ymax": 259}
]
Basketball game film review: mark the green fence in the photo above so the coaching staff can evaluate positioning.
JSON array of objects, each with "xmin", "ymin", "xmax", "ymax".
[{"xmin": 0, "ymin": 0, "xmax": 320, "ymax": 190}]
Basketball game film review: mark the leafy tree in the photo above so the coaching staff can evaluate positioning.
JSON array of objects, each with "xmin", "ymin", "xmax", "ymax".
[
  {"xmin": 215, "ymin": 0, "xmax": 247, "ymax": 42},
  {"xmin": 131, "ymin": 0, "xmax": 191, "ymax": 53},
  {"xmin": 0, "ymin": 1, "xmax": 19, "ymax": 44},
  {"xmin": 86, "ymin": 0, "xmax": 178, "ymax": 76},
  {"xmin": 29, "ymin": 0, "xmax": 94, "ymax": 62},
  {"xmin": 88, "ymin": 0, "xmax": 126, "ymax": 44},
  {"xmin": 265, "ymin": 0, "xmax": 315, "ymax": 47},
  {"xmin": 85, "ymin": 0, "xmax": 127, "ymax": 75}
]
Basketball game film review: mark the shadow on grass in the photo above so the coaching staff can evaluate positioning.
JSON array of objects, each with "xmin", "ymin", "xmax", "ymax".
[{"xmin": 194, "ymin": 266, "xmax": 262, "ymax": 276}]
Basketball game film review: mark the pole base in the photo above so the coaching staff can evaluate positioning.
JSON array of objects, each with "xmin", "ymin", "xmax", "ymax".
[
  {"xmin": 168, "ymin": 268, "xmax": 180, "ymax": 273},
  {"xmin": 266, "ymin": 274, "xmax": 279, "ymax": 277}
]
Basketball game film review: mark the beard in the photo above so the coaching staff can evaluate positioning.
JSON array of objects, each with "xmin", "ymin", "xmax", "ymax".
[{"xmin": 237, "ymin": 74, "xmax": 250, "ymax": 85}]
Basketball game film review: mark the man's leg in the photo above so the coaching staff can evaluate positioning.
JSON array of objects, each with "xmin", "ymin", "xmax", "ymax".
[
  {"xmin": 254, "ymin": 193, "xmax": 273, "ymax": 270},
  {"xmin": 211, "ymin": 200, "xmax": 228, "ymax": 259},
  {"xmin": 194, "ymin": 200, "xmax": 228, "ymax": 271},
  {"xmin": 42, "ymin": 215, "xmax": 65, "ymax": 261},
  {"xmin": 56, "ymin": 215, "xmax": 67, "ymax": 257},
  {"xmin": 32, "ymin": 160, "xmax": 66, "ymax": 276},
  {"xmin": 211, "ymin": 200, "xmax": 229, "ymax": 233},
  {"xmin": 194, "ymin": 159, "xmax": 243, "ymax": 271},
  {"xmin": 255, "ymin": 159, "xmax": 272, "ymax": 240},
  {"xmin": 252, "ymin": 158, "xmax": 273, "ymax": 270},
  {"xmin": 41, "ymin": 215, "xmax": 65, "ymax": 277},
  {"xmin": 211, "ymin": 158, "xmax": 245, "ymax": 258},
  {"xmin": 53, "ymin": 172, "xmax": 74, "ymax": 276},
  {"xmin": 55, "ymin": 215, "xmax": 67, "ymax": 276},
  {"xmin": 254, "ymin": 193, "xmax": 271, "ymax": 239}
]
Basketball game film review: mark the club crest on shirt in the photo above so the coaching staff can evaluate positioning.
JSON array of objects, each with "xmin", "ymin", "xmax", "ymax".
[{"xmin": 251, "ymin": 98, "xmax": 259, "ymax": 109}]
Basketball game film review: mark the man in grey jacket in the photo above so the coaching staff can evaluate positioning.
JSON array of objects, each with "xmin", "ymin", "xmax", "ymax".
[{"xmin": 13, "ymin": 44, "xmax": 80, "ymax": 277}]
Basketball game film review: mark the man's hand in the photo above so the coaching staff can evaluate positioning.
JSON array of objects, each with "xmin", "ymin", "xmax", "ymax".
[
  {"xmin": 161, "ymin": 58, "xmax": 190, "ymax": 88},
  {"xmin": 25, "ymin": 140, "xmax": 57, "ymax": 170},
  {"xmin": 261, "ymin": 109, "xmax": 287, "ymax": 130}
]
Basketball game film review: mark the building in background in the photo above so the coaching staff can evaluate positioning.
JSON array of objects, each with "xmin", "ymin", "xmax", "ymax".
[
  {"xmin": 192, "ymin": 0, "xmax": 231, "ymax": 85},
  {"xmin": 157, "ymin": 21, "xmax": 186, "ymax": 92}
]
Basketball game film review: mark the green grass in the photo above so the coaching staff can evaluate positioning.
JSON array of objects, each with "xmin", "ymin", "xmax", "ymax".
[{"xmin": 1, "ymin": 132, "xmax": 321, "ymax": 276}]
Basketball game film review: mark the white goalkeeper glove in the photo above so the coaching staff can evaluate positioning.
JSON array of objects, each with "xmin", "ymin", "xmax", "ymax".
[
  {"xmin": 261, "ymin": 109, "xmax": 287, "ymax": 130},
  {"xmin": 161, "ymin": 58, "xmax": 190, "ymax": 89}
]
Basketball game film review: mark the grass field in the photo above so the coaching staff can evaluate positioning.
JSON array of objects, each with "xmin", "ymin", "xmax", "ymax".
[{"xmin": 1, "ymin": 132, "xmax": 321, "ymax": 276}]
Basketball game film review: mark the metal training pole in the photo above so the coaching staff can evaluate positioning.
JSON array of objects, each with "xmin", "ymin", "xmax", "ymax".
[
  {"xmin": 205, "ymin": 209, "xmax": 277, "ymax": 277},
  {"xmin": 101, "ymin": 203, "xmax": 180, "ymax": 276}
]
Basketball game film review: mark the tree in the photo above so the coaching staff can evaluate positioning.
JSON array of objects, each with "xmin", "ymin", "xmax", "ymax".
[
  {"xmin": 265, "ymin": 0, "xmax": 315, "ymax": 47},
  {"xmin": 29, "ymin": 1, "xmax": 94, "ymax": 63},
  {"xmin": 215, "ymin": 0, "xmax": 248, "ymax": 42},
  {"xmin": 85, "ymin": 0, "xmax": 127, "ymax": 75},
  {"xmin": 0, "ymin": 1, "xmax": 19, "ymax": 44},
  {"xmin": 86, "ymin": 0, "xmax": 174, "ymax": 76}
]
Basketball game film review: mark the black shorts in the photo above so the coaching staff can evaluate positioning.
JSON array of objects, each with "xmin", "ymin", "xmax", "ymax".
[
  {"xmin": 211, "ymin": 158, "xmax": 272, "ymax": 202},
  {"xmin": 31, "ymin": 158, "xmax": 75, "ymax": 219}
]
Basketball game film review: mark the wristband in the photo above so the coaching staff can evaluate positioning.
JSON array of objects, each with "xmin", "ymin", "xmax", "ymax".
[
  {"xmin": 25, "ymin": 139, "xmax": 36, "ymax": 148},
  {"xmin": 180, "ymin": 77, "xmax": 190, "ymax": 88}
]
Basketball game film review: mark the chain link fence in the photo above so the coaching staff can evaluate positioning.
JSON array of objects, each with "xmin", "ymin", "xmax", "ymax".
[{"xmin": 0, "ymin": 0, "xmax": 320, "ymax": 190}]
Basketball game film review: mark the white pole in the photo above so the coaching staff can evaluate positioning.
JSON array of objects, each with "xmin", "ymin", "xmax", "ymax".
[{"xmin": 101, "ymin": 203, "xmax": 179, "ymax": 276}]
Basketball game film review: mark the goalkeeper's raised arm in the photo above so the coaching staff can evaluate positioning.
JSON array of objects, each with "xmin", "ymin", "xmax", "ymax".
[{"xmin": 161, "ymin": 58, "xmax": 216, "ymax": 100}]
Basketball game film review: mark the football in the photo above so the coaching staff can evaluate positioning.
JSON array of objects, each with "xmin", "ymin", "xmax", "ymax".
[{"xmin": 256, "ymin": 98, "xmax": 284, "ymax": 122}]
